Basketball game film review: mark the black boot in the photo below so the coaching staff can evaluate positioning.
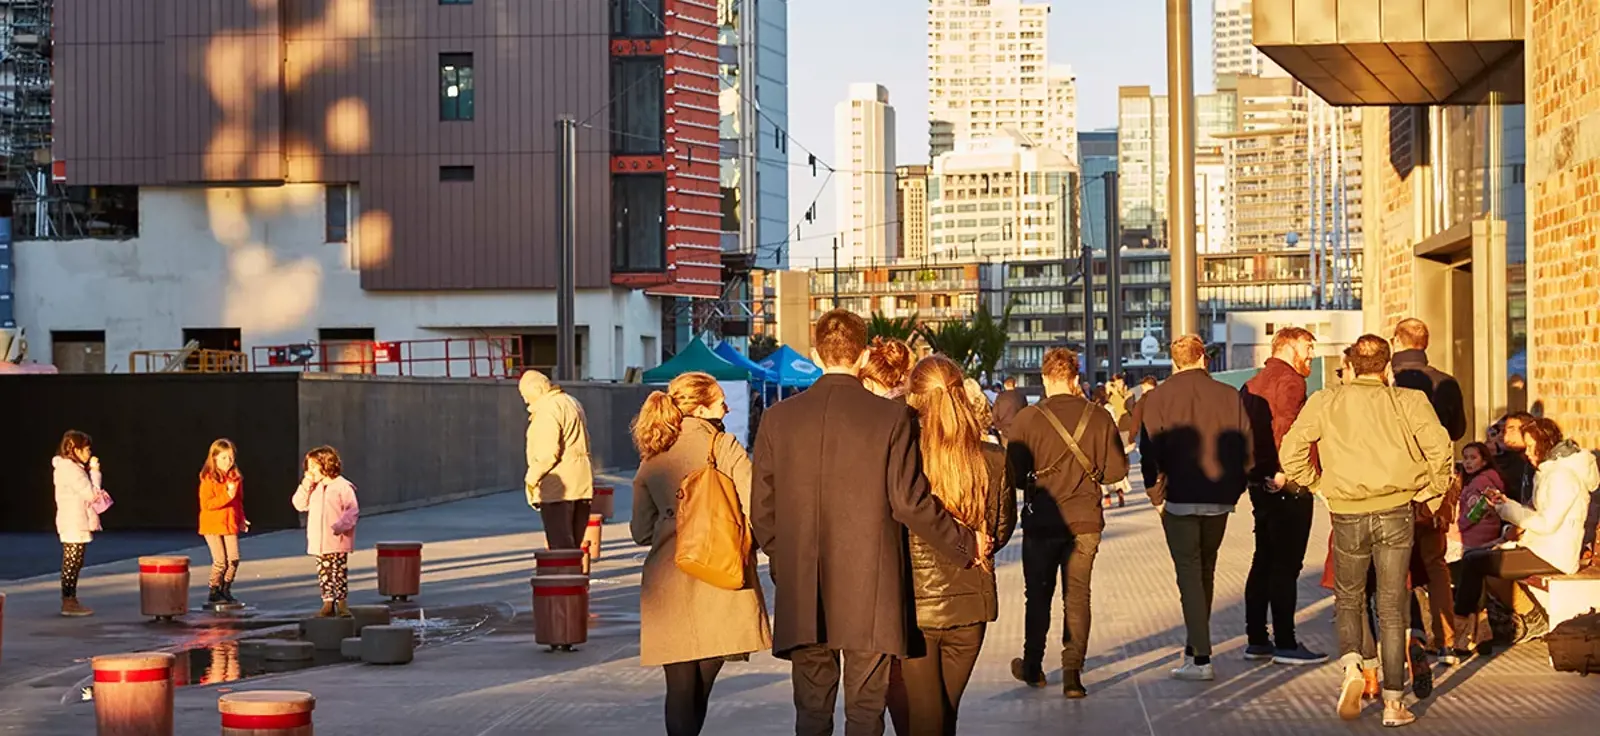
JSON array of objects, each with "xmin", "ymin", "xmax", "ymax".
[
  {"xmin": 221, "ymin": 562, "xmax": 241, "ymax": 603},
  {"xmin": 1062, "ymin": 669, "xmax": 1088, "ymax": 699},
  {"xmin": 207, "ymin": 586, "xmax": 225, "ymax": 604},
  {"xmin": 1011, "ymin": 658, "xmax": 1047, "ymax": 688}
]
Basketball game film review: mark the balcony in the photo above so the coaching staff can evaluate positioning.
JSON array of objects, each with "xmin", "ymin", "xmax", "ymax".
[{"xmin": 1253, "ymin": 0, "xmax": 1524, "ymax": 106}]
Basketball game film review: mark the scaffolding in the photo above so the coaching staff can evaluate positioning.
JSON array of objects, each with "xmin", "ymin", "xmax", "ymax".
[{"xmin": 2, "ymin": 0, "xmax": 78, "ymax": 239}]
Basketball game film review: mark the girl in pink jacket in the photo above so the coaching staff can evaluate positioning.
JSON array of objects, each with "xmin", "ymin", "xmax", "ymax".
[{"xmin": 291, "ymin": 446, "xmax": 359, "ymax": 617}]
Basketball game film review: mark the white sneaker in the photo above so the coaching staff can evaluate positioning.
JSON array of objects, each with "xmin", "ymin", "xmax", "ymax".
[{"xmin": 1170, "ymin": 660, "xmax": 1216, "ymax": 681}]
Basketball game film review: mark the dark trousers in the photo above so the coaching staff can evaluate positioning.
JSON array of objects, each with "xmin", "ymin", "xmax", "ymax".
[
  {"xmin": 886, "ymin": 624, "xmax": 986, "ymax": 736},
  {"xmin": 539, "ymin": 499, "xmax": 592, "ymax": 549},
  {"xmin": 790, "ymin": 646, "xmax": 893, "ymax": 736},
  {"xmin": 663, "ymin": 657, "xmax": 725, "ymax": 736},
  {"xmin": 1244, "ymin": 488, "xmax": 1314, "ymax": 649},
  {"xmin": 1161, "ymin": 512, "xmax": 1230, "ymax": 658},
  {"xmin": 1021, "ymin": 531, "xmax": 1100, "ymax": 672},
  {"xmin": 1453, "ymin": 546, "xmax": 1561, "ymax": 617},
  {"xmin": 1331, "ymin": 506, "xmax": 1412, "ymax": 698}
]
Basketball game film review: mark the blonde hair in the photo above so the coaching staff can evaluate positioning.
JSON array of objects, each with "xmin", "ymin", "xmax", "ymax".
[
  {"xmin": 861, "ymin": 337, "xmax": 915, "ymax": 395},
  {"xmin": 906, "ymin": 355, "xmax": 990, "ymax": 529},
  {"xmin": 632, "ymin": 371, "xmax": 724, "ymax": 460}
]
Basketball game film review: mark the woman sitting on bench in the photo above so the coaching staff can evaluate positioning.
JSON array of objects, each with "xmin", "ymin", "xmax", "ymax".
[{"xmin": 1454, "ymin": 417, "xmax": 1598, "ymax": 641}]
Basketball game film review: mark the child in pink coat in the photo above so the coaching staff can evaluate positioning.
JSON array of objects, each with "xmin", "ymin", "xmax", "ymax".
[{"xmin": 291, "ymin": 446, "xmax": 359, "ymax": 617}]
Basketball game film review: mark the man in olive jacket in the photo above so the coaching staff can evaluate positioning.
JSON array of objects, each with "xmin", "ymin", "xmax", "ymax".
[
  {"xmin": 752, "ymin": 309, "xmax": 985, "ymax": 736},
  {"xmin": 1005, "ymin": 347, "xmax": 1127, "ymax": 699},
  {"xmin": 1281, "ymin": 335, "xmax": 1453, "ymax": 727}
]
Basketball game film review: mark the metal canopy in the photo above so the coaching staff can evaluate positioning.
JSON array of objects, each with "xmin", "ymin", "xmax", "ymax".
[{"xmin": 1253, "ymin": 0, "xmax": 1525, "ymax": 106}]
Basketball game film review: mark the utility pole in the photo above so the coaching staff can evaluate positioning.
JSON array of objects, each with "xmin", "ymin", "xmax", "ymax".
[
  {"xmin": 1166, "ymin": 0, "xmax": 1199, "ymax": 337},
  {"xmin": 1082, "ymin": 240, "xmax": 1095, "ymax": 384},
  {"xmin": 1105, "ymin": 170, "xmax": 1122, "ymax": 376},
  {"xmin": 555, "ymin": 116, "xmax": 578, "ymax": 382},
  {"xmin": 832, "ymin": 236, "xmax": 840, "ymax": 305}
]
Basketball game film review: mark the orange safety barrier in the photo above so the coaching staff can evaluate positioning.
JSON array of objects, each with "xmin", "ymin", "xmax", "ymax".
[
  {"xmin": 251, "ymin": 336, "xmax": 524, "ymax": 379},
  {"xmin": 129, "ymin": 349, "xmax": 248, "ymax": 374}
]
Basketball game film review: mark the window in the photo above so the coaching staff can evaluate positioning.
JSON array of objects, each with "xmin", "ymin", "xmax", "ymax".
[
  {"xmin": 612, "ymin": 174, "xmax": 666, "ymax": 272},
  {"xmin": 440, "ymin": 53, "xmax": 474, "ymax": 121},
  {"xmin": 319, "ymin": 327, "xmax": 377, "ymax": 375},
  {"xmin": 440, "ymin": 165, "xmax": 475, "ymax": 182},
  {"xmin": 440, "ymin": 0, "xmax": 471, "ymax": 4},
  {"xmin": 611, "ymin": 57, "xmax": 664, "ymax": 154},
  {"xmin": 325, "ymin": 185, "xmax": 349, "ymax": 243},
  {"xmin": 611, "ymin": 0, "xmax": 663, "ymax": 37}
]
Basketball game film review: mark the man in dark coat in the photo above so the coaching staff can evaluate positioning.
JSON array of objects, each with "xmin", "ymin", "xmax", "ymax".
[
  {"xmin": 992, "ymin": 377, "xmax": 1028, "ymax": 440},
  {"xmin": 1391, "ymin": 318, "xmax": 1465, "ymax": 657},
  {"xmin": 1139, "ymin": 334, "xmax": 1254, "ymax": 682},
  {"xmin": 752, "ymin": 309, "xmax": 985, "ymax": 736},
  {"xmin": 1239, "ymin": 326, "xmax": 1326, "ymax": 665},
  {"xmin": 1005, "ymin": 347, "xmax": 1128, "ymax": 698}
]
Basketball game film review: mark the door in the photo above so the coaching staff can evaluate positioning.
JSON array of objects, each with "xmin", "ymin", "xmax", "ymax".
[{"xmin": 51, "ymin": 330, "xmax": 106, "ymax": 374}]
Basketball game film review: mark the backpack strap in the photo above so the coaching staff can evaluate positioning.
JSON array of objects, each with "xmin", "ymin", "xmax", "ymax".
[{"xmin": 1034, "ymin": 405, "xmax": 1104, "ymax": 485}]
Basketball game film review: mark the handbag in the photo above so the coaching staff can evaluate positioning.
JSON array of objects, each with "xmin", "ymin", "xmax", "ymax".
[{"xmin": 90, "ymin": 490, "xmax": 113, "ymax": 514}]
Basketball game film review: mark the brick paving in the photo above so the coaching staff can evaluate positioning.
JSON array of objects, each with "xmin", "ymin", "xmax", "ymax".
[{"xmin": 1, "ymin": 475, "xmax": 1596, "ymax": 735}]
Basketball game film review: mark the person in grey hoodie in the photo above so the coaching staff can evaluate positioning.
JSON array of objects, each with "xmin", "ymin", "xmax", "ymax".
[{"xmin": 1455, "ymin": 417, "xmax": 1599, "ymax": 639}]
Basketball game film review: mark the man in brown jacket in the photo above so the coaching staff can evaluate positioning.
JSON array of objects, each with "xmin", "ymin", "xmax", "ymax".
[
  {"xmin": 1240, "ymin": 327, "xmax": 1327, "ymax": 665},
  {"xmin": 1005, "ymin": 347, "xmax": 1128, "ymax": 699},
  {"xmin": 521, "ymin": 370, "xmax": 594, "ymax": 550},
  {"xmin": 1281, "ymin": 335, "xmax": 1453, "ymax": 727},
  {"xmin": 752, "ymin": 309, "xmax": 987, "ymax": 736}
]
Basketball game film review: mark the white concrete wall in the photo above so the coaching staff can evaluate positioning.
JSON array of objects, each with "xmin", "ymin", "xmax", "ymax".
[{"xmin": 14, "ymin": 186, "xmax": 661, "ymax": 379}]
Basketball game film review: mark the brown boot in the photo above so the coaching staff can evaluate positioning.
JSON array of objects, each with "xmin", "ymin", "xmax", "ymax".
[
  {"xmin": 60, "ymin": 597, "xmax": 94, "ymax": 617},
  {"xmin": 1362, "ymin": 668, "xmax": 1380, "ymax": 699},
  {"xmin": 317, "ymin": 600, "xmax": 335, "ymax": 618},
  {"xmin": 335, "ymin": 600, "xmax": 352, "ymax": 618}
]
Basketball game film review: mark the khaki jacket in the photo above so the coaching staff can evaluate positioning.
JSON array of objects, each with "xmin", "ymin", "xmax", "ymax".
[
  {"xmin": 523, "ymin": 387, "xmax": 595, "ymax": 506},
  {"xmin": 1280, "ymin": 377, "xmax": 1454, "ymax": 514}
]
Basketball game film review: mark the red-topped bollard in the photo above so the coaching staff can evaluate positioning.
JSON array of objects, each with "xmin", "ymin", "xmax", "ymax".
[
  {"xmin": 375, "ymin": 542, "xmax": 422, "ymax": 602},
  {"xmin": 582, "ymin": 514, "xmax": 604, "ymax": 568},
  {"xmin": 534, "ymin": 548, "xmax": 588, "ymax": 577},
  {"xmin": 531, "ymin": 574, "xmax": 589, "ymax": 652},
  {"xmin": 137, "ymin": 556, "xmax": 189, "ymax": 621},
  {"xmin": 592, "ymin": 486, "xmax": 615, "ymax": 521},
  {"xmin": 92, "ymin": 652, "xmax": 175, "ymax": 736},
  {"xmin": 219, "ymin": 690, "xmax": 315, "ymax": 736}
]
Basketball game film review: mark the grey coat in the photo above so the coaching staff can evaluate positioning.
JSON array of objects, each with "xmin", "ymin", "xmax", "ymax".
[{"xmin": 631, "ymin": 418, "xmax": 772, "ymax": 667}]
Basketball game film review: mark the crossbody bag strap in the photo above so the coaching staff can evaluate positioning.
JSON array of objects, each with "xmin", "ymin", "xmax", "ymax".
[
  {"xmin": 1035, "ymin": 405, "xmax": 1104, "ymax": 485},
  {"xmin": 1384, "ymin": 387, "xmax": 1425, "ymax": 463}
]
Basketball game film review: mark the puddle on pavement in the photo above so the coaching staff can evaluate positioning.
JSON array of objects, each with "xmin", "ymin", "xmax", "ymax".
[{"xmin": 68, "ymin": 603, "xmax": 506, "ymax": 702}]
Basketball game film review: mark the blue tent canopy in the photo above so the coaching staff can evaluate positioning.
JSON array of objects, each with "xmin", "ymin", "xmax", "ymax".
[
  {"xmin": 759, "ymin": 345, "xmax": 822, "ymax": 388},
  {"xmin": 713, "ymin": 342, "xmax": 776, "ymax": 383}
]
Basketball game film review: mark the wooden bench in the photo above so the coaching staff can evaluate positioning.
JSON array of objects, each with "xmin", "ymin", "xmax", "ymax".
[{"xmin": 1525, "ymin": 566, "xmax": 1600, "ymax": 626}]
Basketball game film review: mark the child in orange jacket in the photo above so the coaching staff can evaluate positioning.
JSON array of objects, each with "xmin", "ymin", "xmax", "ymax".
[{"xmin": 198, "ymin": 439, "xmax": 247, "ymax": 605}]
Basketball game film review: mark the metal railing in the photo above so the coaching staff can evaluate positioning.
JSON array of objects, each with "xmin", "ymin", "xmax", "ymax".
[
  {"xmin": 251, "ymin": 336, "xmax": 524, "ymax": 379},
  {"xmin": 129, "ymin": 345, "xmax": 250, "ymax": 374}
]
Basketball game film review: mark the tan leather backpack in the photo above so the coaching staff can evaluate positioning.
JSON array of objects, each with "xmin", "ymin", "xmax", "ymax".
[{"xmin": 674, "ymin": 434, "xmax": 750, "ymax": 590}]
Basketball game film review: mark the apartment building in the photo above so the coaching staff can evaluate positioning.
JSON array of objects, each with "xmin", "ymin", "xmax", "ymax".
[
  {"xmin": 927, "ymin": 0, "xmax": 1070, "ymax": 158},
  {"xmin": 1117, "ymin": 81, "xmax": 1238, "ymax": 245},
  {"xmin": 927, "ymin": 134, "xmax": 1078, "ymax": 260},
  {"xmin": 13, "ymin": 0, "xmax": 726, "ymax": 379},
  {"xmin": 807, "ymin": 260, "xmax": 1002, "ymax": 325},
  {"xmin": 1212, "ymin": 0, "xmax": 1286, "ymax": 80},
  {"xmin": 896, "ymin": 164, "xmax": 931, "ymax": 260},
  {"xmin": 835, "ymin": 84, "xmax": 898, "ymax": 263}
]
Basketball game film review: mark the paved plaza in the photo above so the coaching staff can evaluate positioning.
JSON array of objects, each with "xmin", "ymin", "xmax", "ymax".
[{"xmin": 2, "ymin": 476, "xmax": 1596, "ymax": 735}]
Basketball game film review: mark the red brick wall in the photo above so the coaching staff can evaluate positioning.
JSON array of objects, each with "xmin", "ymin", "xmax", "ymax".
[{"xmin": 1528, "ymin": 0, "xmax": 1600, "ymax": 447}]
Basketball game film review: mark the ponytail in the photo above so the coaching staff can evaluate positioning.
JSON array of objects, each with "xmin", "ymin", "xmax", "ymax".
[{"xmin": 632, "ymin": 391, "xmax": 685, "ymax": 461}]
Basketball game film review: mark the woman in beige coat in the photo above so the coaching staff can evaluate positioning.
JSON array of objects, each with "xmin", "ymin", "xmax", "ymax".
[{"xmin": 631, "ymin": 371, "xmax": 771, "ymax": 736}]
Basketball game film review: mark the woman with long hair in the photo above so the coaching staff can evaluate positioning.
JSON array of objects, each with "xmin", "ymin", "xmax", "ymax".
[
  {"xmin": 888, "ymin": 355, "xmax": 1016, "ymax": 736},
  {"xmin": 630, "ymin": 371, "xmax": 770, "ymax": 736},
  {"xmin": 198, "ymin": 439, "xmax": 247, "ymax": 606},
  {"xmin": 861, "ymin": 337, "xmax": 915, "ymax": 399}
]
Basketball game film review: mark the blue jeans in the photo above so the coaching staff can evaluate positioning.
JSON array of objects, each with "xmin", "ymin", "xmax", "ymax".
[{"xmin": 1331, "ymin": 505, "xmax": 1413, "ymax": 701}]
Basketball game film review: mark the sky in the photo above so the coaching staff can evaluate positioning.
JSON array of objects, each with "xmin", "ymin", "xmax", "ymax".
[{"xmin": 784, "ymin": 0, "xmax": 1217, "ymax": 269}]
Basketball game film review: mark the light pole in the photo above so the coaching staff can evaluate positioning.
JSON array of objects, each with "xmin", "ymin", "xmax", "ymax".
[{"xmin": 1166, "ymin": 0, "xmax": 1199, "ymax": 337}]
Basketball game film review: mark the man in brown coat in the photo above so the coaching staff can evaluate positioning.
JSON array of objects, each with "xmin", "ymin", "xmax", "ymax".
[{"xmin": 752, "ymin": 309, "xmax": 987, "ymax": 736}]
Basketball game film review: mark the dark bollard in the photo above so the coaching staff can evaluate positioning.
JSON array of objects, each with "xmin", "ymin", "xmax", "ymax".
[
  {"xmin": 219, "ymin": 690, "xmax": 315, "ymax": 736},
  {"xmin": 92, "ymin": 652, "xmax": 175, "ymax": 736},
  {"xmin": 375, "ymin": 541, "xmax": 422, "ymax": 602},
  {"xmin": 531, "ymin": 574, "xmax": 589, "ymax": 652},
  {"xmin": 137, "ymin": 556, "xmax": 189, "ymax": 621}
]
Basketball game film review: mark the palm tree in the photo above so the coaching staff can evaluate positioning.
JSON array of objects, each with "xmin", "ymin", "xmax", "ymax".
[
  {"xmin": 969, "ymin": 301, "xmax": 1014, "ymax": 384},
  {"xmin": 868, "ymin": 312, "xmax": 920, "ymax": 344},
  {"xmin": 917, "ymin": 320, "xmax": 978, "ymax": 373}
]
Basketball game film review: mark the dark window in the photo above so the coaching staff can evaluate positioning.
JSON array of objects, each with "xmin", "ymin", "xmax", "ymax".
[
  {"xmin": 50, "ymin": 330, "xmax": 106, "ymax": 374},
  {"xmin": 319, "ymin": 327, "xmax": 378, "ymax": 375},
  {"xmin": 440, "ymin": 165, "xmax": 475, "ymax": 182},
  {"xmin": 440, "ymin": 0, "xmax": 471, "ymax": 4},
  {"xmin": 440, "ymin": 53, "xmax": 474, "ymax": 121},
  {"xmin": 182, "ymin": 328, "xmax": 242, "ymax": 371},
  {"xmin": 610, "ymin": 57, "xmax": 664, "ymax": 154},
  {"xmin": 612, "ymin": 174, "xmax": 666, "ymax": 272},
  {"xmin": 325, "ymin": 185, "xmax": 349, "ymax": 243},
  {"xmin": 611, "ymin": 0, "xmax": 664, "ymax": 37}
]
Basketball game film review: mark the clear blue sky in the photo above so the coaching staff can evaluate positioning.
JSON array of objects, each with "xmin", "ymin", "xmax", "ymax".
[{"xmin": 785, "ymin": 0, "xmax": 1216, "ymax": 268}]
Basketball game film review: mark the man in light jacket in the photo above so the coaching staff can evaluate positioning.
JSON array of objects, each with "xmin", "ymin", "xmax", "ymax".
[
  {"xmin": 1281, "ymin": 335, "xmax": 1453, "ymax": 728},
  {"xmin": 521, "ymin": 370, "xmax": 595, "ymax": 550}
]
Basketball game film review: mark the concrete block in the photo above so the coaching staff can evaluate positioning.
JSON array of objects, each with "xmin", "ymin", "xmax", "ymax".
[
  {"xmin": 263, "ymin": 641, "xmax": 315, "ymax": 663},
  {"xmin": 340, "ymin": 637, "xmax": 363, "ymax": 661},
  {"xmin": 360, "ymin": 625, "xmax": 414, "ymax": 665},
  {"xmin": 300, "ymin": 617, "xmax": 355, "ymax": 651},
  {"xmin": 348, "ymin": 605, "xmax": 391, "ymax": 633}
]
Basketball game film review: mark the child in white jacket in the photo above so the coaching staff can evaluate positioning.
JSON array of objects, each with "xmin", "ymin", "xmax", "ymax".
[{"xmin": 53, "ymin": 430, "xmax": 109, "ymax": 617}]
